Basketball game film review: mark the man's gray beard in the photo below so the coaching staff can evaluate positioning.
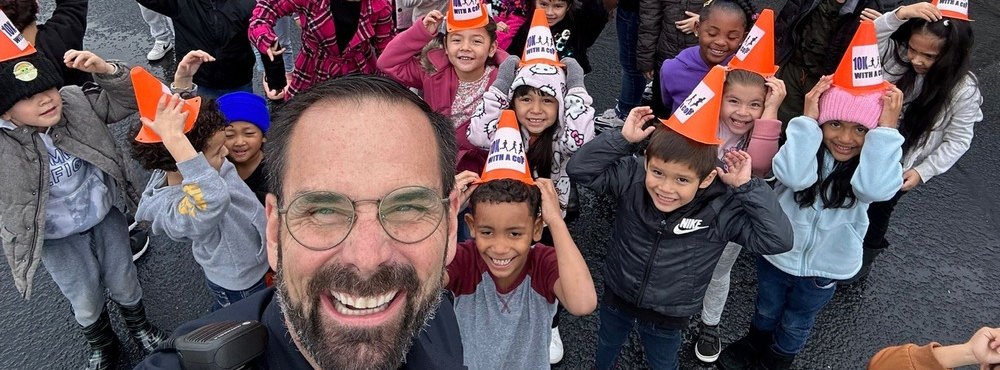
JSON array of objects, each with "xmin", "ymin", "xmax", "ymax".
[{"xmin": 274, "ymin": 240, "xmax": 444, "ymax": 370}]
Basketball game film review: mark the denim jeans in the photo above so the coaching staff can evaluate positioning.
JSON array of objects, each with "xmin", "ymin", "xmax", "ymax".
[
  {"xmin": 595, "ymin": 303, "xmax": 682, "ymax": 370},
  {"xmin": 751, "ymin": 256, "xmax": 838, "ymax": 356},
  {"xmin": 614, "ymin": 8, "xmax": 645, "ymax": 120},
  {"xmin": 196, "ymin": 82, "xmax": 254, "ymax": 100},
  {"xmin": 205, "ymin": 275, "xmax": 268, "ymax": 312}
]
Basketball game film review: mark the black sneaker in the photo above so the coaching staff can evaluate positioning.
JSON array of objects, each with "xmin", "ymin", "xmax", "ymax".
[
  {"xmin": 129, "ymin": 222, "xmax": 150, "ymax": 262},
  {"xmin": 696, "ymin": 322, "xmax": 722, "ymax": 363}
]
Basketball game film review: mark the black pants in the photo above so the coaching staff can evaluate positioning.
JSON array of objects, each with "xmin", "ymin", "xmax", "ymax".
[
  {"xmin": 864, "ymin": 191, "xmax": 907, "ymax": 250},
  {"xmin": 650, "ymin": 69, "xmax": 671, "ymax": 119}
]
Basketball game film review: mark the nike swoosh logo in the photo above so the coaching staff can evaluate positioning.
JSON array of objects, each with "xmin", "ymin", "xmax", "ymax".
[{"xmin": 673, "ymin": 225, "xmax": 710, "ymax": 235}]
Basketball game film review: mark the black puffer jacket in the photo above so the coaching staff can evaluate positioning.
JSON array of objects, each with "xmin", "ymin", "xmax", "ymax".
[
  {"xmin": 567, "ymin": 131, "xmax": 794, "ymax": 317},
  {"xmin": 775, "ymin": 0, "xmax": 901, "ymax": 74},
  {"xmin": 636, "ymin": 0, "xmax": 701, "ymax": 73}
]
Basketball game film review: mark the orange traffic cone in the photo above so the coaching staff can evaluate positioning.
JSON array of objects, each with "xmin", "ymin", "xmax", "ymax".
[
  {"xmin": 0, "ymin": 9, "xmax": 37, "ymax": 62},
  {"xmin": 727, "ymin": 8, "xmax": 779, "ymax": 77},
  {"xmin": 932, "ymin": 0, "xmax": 972, "ymax": 21},
  {"xmin": 519, "ymin": 8, "xmax": 564, "ymax": 67},
  {"xmin": 131, "ymin": 67, "xmax": 201, "ymax": 143},
  {"xmin": 830, "ymin": 20, "xmax": 891, "ymax": 94},
  {"xmin": 660, "ymin": 65, "xmax": 726, "ymax": 145},
  {"xmin": 447, "ymin": 0, "xmax": 491, "ymax": 33},
  {"xmin": 476, "ymin": 110, "xmax": 534, "ymax": 185}
]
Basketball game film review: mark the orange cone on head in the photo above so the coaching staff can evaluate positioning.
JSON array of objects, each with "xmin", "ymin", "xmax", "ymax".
[
  {"xmin": 0, "ymin": 9, "xmax": 37, "ymax": 62},
  {"xmin": 131, "ymin": 67, "xmax": 202, "ymax": 143},
  {"xmin": 660, "ymin": 65, "xmax": 726, "ymax": 145},
  {"xmin": 727, "ymin": 8, "xmax": 779, "ymax": 77},
  {"xmin": 519, "ymin": 9, "xmax": 564, "ymax": 67},
  {"xmin": 831, "ymin": 20, "xmax": 891, "ymax": 94},
  {"xmin": 932, "ymin": 0, "xmax": 972, "ymax": 21},
  {"xmin": 476, "ymin": 110, "xmax": 534, "ymax": 185},
  {"xmin": 447, "ymin": 0, "xmax": 491, "ymax": 32}
]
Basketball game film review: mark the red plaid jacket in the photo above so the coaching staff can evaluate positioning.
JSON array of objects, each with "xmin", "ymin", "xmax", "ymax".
[{"xmin": 249, "ymin": 0, "xmax": 395, "ymax": 98}]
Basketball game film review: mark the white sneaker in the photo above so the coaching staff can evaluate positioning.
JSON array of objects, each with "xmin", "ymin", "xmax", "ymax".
[
  {"xmin": 549, "ymin": 326, "xmax": 564, "ymax": 364},
  {"xmin": 146, "ymin": 39, "xmax": 174, "ymax": 61}
]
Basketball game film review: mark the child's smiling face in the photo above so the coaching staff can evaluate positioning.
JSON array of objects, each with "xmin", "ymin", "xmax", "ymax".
[
  {"xmin": 821, "ymin": 120, "xmax": 868, "ymax": 162},
  {"xmin": 445, "ymin": 28, "xmax": 498, "ymax": 81},
  {"xmin": 695, "ymin": 9, "xmax": 747, "ymax": 67},
  {"xmin": 2, "ymin": 88, "xmax": 63, "ymax": 131},
  {"xmin": 512, "ymin": 88, "xmax": 559, "ymax": 137},
  {"xmin": 719, "ymin": 82, "xmax": 765, "ymax": 137},
  {"xmin": 465, "ymin": 201, "xmax": 543, "ymax": 290},
  {"xmin": 224, "ymin": 121, "xmax": 266, "ymax": 165}
]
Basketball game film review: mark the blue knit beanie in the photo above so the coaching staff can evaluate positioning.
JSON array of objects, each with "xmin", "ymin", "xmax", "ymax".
[{"xmin": 217, "ymin": 92, "xmax": 270, "ymax": 133}]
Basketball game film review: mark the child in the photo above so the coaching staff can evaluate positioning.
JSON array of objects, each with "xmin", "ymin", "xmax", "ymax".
[
  {"xmin": 0, "ymin": 47, "xmax": 166, "ymax": 369},
  {"xmin": 716, "ymin": 77, "xmax": 905, "ymax": 370},
  {"xmin": 694, "ymin": 68, "xmax": 785, "ymax": 363},
  {"xmin": 868, "ymin": 326, "xmax": 1000, "ymax": 370},
  {"xmin": 131, "ymin": 62, "xmax": 270, "ymax": 311},
  {"xmin": 658, "ymin": 0, "xmax": 755, "ymax": 115},
  {"xmin": 378, "ymin": 7, "xmax": 508, "ymax": 174},
  {"xmin": 490, "ymin": 0, "xmax": 531, "ymax": 49},
  {"xmin": 847, "ymin": 1, "xmax": 982, "ymax": 283},
  {"xmin": 249, "ymin": 0, "xmax": 395, "ymax": 99},
  {"xmin": 447, "ymin": 174, "xmax": 597, "ymax": 370},
  {"xmin": 592, "ymin": 0, "xmax": 646, "ymax": 130},
  {"xmin": 218, "ymin": 91, "xmax": 270, "ymax": 205},
  {"xmin": 566, "ymin": 105, "xmax": 793, "ymax": 369},
  {"xmin": 635, "ymin": 0, "xmax": 702, "ymax": 84},
  {"xmin": 505, "ymin": 0, "xmax": 608, "ymax": 74}
]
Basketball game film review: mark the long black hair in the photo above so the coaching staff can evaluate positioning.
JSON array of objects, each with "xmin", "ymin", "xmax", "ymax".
[
  {"xmin": 884, "ymin": 18, "xmax": 975, "ymax": 153},
  {"xmin": 512, "ymin": 84, "xmax": 557, "ymax": 179},
  {"xmin": 794, "ymin": 146, "xmax": 861, "ymax": 209}
]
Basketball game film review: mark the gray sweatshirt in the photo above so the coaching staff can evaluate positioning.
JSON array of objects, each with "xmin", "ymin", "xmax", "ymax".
[{"xmin": 136, "ymin": 154, "xmax": 269, "ymax": 291}]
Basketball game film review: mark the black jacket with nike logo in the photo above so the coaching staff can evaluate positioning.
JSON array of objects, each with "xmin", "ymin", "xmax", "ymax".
[{"xmin": 567, "ymin": 131, "xmax": 794, "ymax": 318}]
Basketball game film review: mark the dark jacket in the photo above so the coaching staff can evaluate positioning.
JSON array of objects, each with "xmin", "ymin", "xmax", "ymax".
[
  {"xmin": 134, "ymin": 287, "xmax": 468, "ymax": 370},
  {"xmin": 636, "ymin": 0, "xmax": 701, "ymax": 73},
  {"xmin": 566, "ymin": 131, "xmax": 793, "ymax": 317},
  {"xmin": 136, "ymin": 0, "xmax": 279, "ymax": 89},
  {"xmin": 36, "ymin": 0, "xmax": 92, "ymax": 86},
  {"xmin": 775, "ymin": 0, "xmax": 901, "ymax": 75},
  {"xmin": 506, "ymin": 0, "xmax": 608, "ymax": 74}
]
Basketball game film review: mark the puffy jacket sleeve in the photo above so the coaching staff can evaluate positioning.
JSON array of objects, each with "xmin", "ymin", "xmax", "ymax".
[
  {"xmin": 566, "ymin": 130, "xmax": 640, "ymax": 198},
  {"xmin": 554, "ymin": 86, "xmax": 595, "ymax": 156},
  {"xmin": 249, "ymin": 0, "xmax": 299, "ymax": 53},
  {"xmin": 40, "ymin": 0, "xmax": 87, "ymax": 51},
  {"xmin": 851, "ymin": 127, "xmax": 904, "ymax": 204},
  {"xmin": 911, "ymin": 80, "xmax": 982, "ymax": 182},
  {"xmin": 636, "ymin": 0, "xmax": 662, "ymax": 72},
  {"xmin": 746, "ymin": 118, "xmax": 781, "ymax": 177},
  {"xmin": 140, "ymin": 155, "xmax": 232, "ymax": 241},
  {"xmin": 772, "ymin": 116, "xmax": 822, "ymax": 191},
  {"xmin": 376, "ymin": 23, "xmax": 437, "ymax": 89},
  {"xmin": 467, "ymin": 85, "xmax": 508, "ymax": 149},
  {"xmin": 84, "ymin": 61, "xmax": 139, "ymax": 124},
  {"xmin": 721, "ymin": 177, "xmax": 794, "ymax": 256},
  {"xmin": 867, "ymin": 343, "xmax": 947, "ymax": 370}
]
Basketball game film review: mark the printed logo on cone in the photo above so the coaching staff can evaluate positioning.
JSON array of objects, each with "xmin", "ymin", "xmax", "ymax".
[
  {"xmin": 932, "ymin": 0, "xmax": 971, "ymax": 21},
  {"xmin": 131, "ymin": 67, "xmax": 202, "ymax": 143},
  {"xmin": 447, "ymin": 0, "xmax": 490, "ymax": 32},
  {"xmin": 728, "ymin": 9, "xmax": 779, "ymax": 77},
  {"xmin": 520, "ymin": 9, "xmax": 564, "ymax": 67},
  {"xmin": 831, "ymin": 20, "xmax": 890, "ymax": 94},
  {"xmin": 0, "ymin": 9, "xmax": 36, "ymax": 62},
  {"xmin": 661, "ymin": 65, "xmax": 725, "ymax": 145},
  {"xmin": 477, "ymin": 110, "xmax": 534, "ymax": 185}
]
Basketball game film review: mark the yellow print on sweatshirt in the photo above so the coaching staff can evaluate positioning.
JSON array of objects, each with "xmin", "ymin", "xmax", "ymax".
[{"xmin": 178, "ymin": 184, "xmax": 208, "ymax": 216}]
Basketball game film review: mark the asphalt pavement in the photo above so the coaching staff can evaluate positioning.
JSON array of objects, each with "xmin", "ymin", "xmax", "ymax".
[{"xmin": 0, "ymin": 0, "xmax": 997, "ymax": 369}]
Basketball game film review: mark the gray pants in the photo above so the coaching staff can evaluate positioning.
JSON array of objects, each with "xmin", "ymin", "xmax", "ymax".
[
  {"xmin": 700, "ymin": 242, "xmax": 742, "ymax": 326},
  {"xmin": 41, "ymin": 208, "xmax": 143, "ymax": 327}
]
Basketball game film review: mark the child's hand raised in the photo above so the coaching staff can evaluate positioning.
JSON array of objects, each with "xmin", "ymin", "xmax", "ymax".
[
  {"xmin": 173, "ymin": 50, "xmax": 215, "ymax": 90},
  {"xmin": 762, "ymin": 76, "xmax": 786, "ymax": 120},
  {"xmin": 141, "ymin": 94, "xmax": 189, "ymax": 141},
  {"xmin": 534, "ymin": 178, "xmax": 564, "ymax": 227},
  {"xmin": 64, "ymin": 50, "xmax": 115, "ymax": 75},
  {"xmin": 716, "ymin": 150, "xmax": 752, "ymax": 188},
  {"xmin": 878, "ymin": 85, "xmax": 903, "ymax": 129},
  {"xmin": 454, "ymin": 171, "xmax": 481, "ymax": 208},
  {"xmin": 423, "ymin": 10, "xmax": 444, "ymax": 35},
  {"xmin": 804, "ymin": 75, "xmax": 833, "ymax": 121},
  {"xmin": 896, "ymin": 2, "xmax": 942, "ymax": 22},
  {"xmin": 621, "ymin": 106, "xmax": 656, "ymax": 144}
]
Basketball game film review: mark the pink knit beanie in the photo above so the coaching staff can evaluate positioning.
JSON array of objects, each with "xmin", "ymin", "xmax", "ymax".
[{"xmin": 817, "ymin": 86, "xmax": 884, "ymax": 129}]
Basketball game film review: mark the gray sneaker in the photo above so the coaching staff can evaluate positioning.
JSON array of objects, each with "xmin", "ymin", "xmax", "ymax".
[
  {"xmin": 695, "ymin": 322, "xmax": 722, "ymax": 363},
  {"xmin": 146, "ymin": 39, "xmax": 173, "ymax": 62},
  {"xmin": 595, "ymin": 108, "xmax": 625, "ymax": 133}
]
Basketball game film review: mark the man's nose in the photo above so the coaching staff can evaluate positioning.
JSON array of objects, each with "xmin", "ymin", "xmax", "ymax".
[{"xmin": 338, "ymin": 206, "xmax": 394, "ymax": 273}]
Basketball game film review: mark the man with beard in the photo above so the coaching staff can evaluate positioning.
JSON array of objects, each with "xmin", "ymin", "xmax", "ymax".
[{"xmin": 135, "ymin": 75, "xmax": 467, "ymax": 370}]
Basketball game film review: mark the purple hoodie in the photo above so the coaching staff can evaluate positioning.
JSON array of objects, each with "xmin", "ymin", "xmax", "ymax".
[{"xmin": 659, "ymin": 45, "xmax": 733, "ymax": 113}]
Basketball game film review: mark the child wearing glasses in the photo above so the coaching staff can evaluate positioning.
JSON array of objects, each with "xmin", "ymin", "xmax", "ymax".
[{"xmin": 131, "ymin": 53, "xmax": 269, "ymax": 311}]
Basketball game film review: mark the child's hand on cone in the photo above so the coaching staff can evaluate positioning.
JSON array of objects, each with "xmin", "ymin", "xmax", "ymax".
[
  {"xmin": 141, "ymin": 94, "xmax": 189, "ymax": 141},
  {"xmin": 878, "ymin": 85, "xmax": 903, "ymax": 129},
  {"xmin": 716, "ymin": 150, "xmax": 752, "ymax": 188},
  {"xmin": 64, "ymin": 50, "xmax": 115, "ymax": 75},
  {"xmin": 454, "ymin": 170, "xmax": 481, "ymax": 208},
  {"xmin": 622, "ymin": 106, "xmax": 656, "ymax": 144},
  {"xmin": 534, "ymin": 178, "xmax": 563, "ymax": 227},
  {"xmin": 803, "ymin": 75, "xmax": 833, "ymax": 122},
  {"xmin": 423, "ymin": 10, "xmax": 444, "ymax": 35},
  {"xmin": 896, "ymin": 2, "xmax": 942, "ymax": 22},
  {"xmin": 762, "ymin": 76, "xmax": 786, "ymax": 120}
]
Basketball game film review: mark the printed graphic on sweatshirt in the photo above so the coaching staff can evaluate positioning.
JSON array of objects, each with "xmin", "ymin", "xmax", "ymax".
[{"xmin": 179, "ymin": 184, "xmax": 208, "ymax": 216}]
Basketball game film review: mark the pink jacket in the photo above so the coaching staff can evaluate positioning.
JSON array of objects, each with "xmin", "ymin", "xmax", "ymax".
[
  {"xmin": 747, "ymin": 118, "xmax": 781, "ymax": 177},
  {"xmin": 377, "ymin": 23, "xmax": 510, "ymax": 174}
]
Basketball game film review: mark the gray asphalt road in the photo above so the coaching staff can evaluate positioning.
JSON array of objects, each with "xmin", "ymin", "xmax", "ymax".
[{"xmin": 1, "ymin": 0, "xmax": 997, "ymax": 369}]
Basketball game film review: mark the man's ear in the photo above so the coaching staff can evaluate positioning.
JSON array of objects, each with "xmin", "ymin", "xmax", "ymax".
[
  {"xmin": 699, "ymin": 169, "xmax": 718, "ymax": 189},
  {"xmin": 445, "ymin": 191, "xmax": 462, "ymax": 266},
  {"xmin": 265, "ymin": 193, "xmax": 281, "ymax": 271}
]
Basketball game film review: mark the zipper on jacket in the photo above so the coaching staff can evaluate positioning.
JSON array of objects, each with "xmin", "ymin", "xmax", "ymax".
[
  {"xmin": 636, "ymin": 219, "xmax": 667, "ymax": 307},
  {"xmin": 24, "ymin": 133, "xmax": 43, "ymax": 288},
  {"xmin": 800, "ymin": 205, "xmax": 822, "ymax": 274}
]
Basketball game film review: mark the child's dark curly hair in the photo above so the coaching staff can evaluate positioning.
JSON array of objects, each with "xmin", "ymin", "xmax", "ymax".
[
  {"xmin": 468, "ymin": 179, "xmax": 542, "ymax": 217},
  {"xmin": 699, "ymin": 0, "xmax": 757, "ymax": 32},
  {"xmin": 131, "ymin": 98, "xmax": 227, "ymax": 172},
  {"xmin": 0, "ymin": 0, "xmax": 40, "ymax": 30}
]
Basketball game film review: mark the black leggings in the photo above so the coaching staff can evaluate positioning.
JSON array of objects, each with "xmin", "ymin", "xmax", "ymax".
[{"xmin": 864, "ymin": 191, "xmax": 907, "ymax": 250}]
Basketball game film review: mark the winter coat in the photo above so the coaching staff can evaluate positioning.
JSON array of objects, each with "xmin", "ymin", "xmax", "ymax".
[
  {"xmin": 566, "ymin": 130, "xmax": 793, "ymax": 317},
  {"xmin": 377, "ymin": 22, "xmax": 510, "ymax": 174},
  {"xmin": 0, "ymin": 62, "xmax": 140, "ymax": 299},
  {"xmin": 875, "ymin": 10, "xmax": 983, "ymax": 183},
  {"xmin": 636, "ymin": 0, "xmax": 701, "ymax": 73},
  {"xmin": 506, "ymin": 0, "xmax": 608, "ymax": 74},
  {"xmin": 35, "ymin": 0, "xmax": 92, "ymax": 86}
]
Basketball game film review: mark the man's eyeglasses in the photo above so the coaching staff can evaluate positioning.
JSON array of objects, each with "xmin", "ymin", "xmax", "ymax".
[{"xmin": 277, "ymin": 186, "xmax": 449, "ymax": 251}]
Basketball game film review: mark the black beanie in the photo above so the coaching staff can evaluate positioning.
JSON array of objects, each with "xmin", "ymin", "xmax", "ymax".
[{"xmin": 0, "ymin": 52, "xmax": 64, "ymax": 114}]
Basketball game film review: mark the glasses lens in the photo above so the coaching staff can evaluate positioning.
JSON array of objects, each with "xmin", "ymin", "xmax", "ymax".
[
  {"xmin": 379, "ymin": 187, "xmax": 446, "ymax": 243},
  {"xmin": 285, "ymin": 192, "xmax": 354, "ymax": 250}
]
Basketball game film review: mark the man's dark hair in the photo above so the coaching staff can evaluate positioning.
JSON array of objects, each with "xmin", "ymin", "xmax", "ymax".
[
  {"xmin": 468, "ymin": 179, "xmax": 542, "ymax": 217},
  {"xmin": 266, "ymin": 75, "xmax": 458, "ymax": 201},
  {"xmin": 644, "ymin": 125, "xmax": 718, "ymax": 180},
  {"xmin": 131, "ymin": 98, "xmax": 227, "ymax": 172},
  {"xmin": 0, "ymin": 0, "xmax": 39, "ymax": 30}
]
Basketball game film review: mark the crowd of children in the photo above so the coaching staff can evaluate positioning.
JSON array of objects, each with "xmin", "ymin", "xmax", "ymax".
[{"xmin": 0, "ymin": 0, "xmax": 993, "ymax": 369}]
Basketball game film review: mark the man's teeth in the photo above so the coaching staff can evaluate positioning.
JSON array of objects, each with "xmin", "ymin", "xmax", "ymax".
[
  {"xmin": 491, "ymin": 257, "xmax": 513, "ymax": 266},
  {"xmin": 331, "ymin": 291, "xmax": 397, "ymax": 315}
]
